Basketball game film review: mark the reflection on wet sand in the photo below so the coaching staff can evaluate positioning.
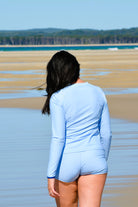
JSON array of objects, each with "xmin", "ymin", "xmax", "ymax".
[{"xmin": 0, "ymin": 108, "xmax": 138, "ymax": 207}]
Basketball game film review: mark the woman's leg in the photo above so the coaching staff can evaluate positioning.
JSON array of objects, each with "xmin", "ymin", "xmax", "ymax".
[
  {"xmin": 55, "ymin": 179, "xmax": 78, "ymax": 207},
  {"xmin": 78, "ymin": 173, "xmax": 107, "ymax": 207}
]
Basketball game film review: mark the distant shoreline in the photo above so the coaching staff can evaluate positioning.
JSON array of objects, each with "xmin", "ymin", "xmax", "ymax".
[{"xmin": 0, "ymin": 43, "xmax": 138, "ymax": 47}]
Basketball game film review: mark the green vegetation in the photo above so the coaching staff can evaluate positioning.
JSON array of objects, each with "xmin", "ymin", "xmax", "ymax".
[{"xmin": 0, "ymin": 27, "xmax": 137, "ymax": 45}]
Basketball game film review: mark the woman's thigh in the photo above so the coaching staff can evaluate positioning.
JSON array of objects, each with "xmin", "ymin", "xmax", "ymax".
[
  {"xmin": 55, "ymin": 179, "xmax": 78, "ymax": 207},
  {"xmin": 78, "ymin": 173, "xmax": 107, "ymax": 207}
]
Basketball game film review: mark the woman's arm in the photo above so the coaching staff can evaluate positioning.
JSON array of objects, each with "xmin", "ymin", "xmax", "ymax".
[
  {"xmin": 99, "ymin": 97, "xmax": 112, "ymax": 160},
  {"xmin": 47, "ymin": 94, "xmax": 66, "ymax": 178}
]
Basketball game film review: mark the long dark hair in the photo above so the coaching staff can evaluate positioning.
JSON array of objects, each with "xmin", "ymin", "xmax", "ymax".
[{"xmin": 42, "ymin": 50, "xmax": 80, "ymax": 114}]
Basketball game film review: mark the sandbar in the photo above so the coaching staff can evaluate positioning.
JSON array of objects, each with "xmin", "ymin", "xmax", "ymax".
[{"xmin": 0, "ymin": 49, "xmax": 138, "ymax": 123}]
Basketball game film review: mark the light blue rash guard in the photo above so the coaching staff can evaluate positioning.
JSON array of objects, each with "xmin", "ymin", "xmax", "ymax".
[{"xmin": 47, "ymin": 82, "xmax": 112, "ymax": 180}]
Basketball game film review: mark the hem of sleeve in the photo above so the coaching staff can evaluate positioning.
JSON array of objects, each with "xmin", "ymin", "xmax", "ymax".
[{"xmin": 47, "ymin": 176, "xmax": 56, "ymax": 179}]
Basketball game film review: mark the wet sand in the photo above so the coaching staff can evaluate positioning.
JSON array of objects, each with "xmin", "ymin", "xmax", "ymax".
[
  {"xmin": 0, "ymin": 49, "xmax": 138, "ymax": 122},
  {"xmin": 0, "ymin": 108, "xmax": 138, "ymax": 207},
  {"xmin": 0, "ymin": 94, "xmax": 138, "ymax": 122},
  {"xmin": 0, "ymin": 50, "xmax": 138, "ymax": 90},
  {"xmin": 0, "ymin": 49, "xmax": 138, "ymax": 206},
  {"xmin": 103, "ymin": 175, "xmax": 138, "ymax": 207}
]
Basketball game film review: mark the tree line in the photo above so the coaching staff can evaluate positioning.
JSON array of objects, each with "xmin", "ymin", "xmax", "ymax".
[{"xmin": 0, "ymin": 28, "xmax": 137, "ymax": 45}]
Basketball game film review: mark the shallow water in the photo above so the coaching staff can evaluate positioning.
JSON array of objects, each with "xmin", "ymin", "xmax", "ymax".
[
  {"xmin": 0, "ymin": 69, "xmax": 44, "ymax": 75},
  {"xmin": 0, "ymin": 108, "xmax": 138, "ymax": 207},
  {"xmin": 104, "ymin": 87, "xmax": 138, "ymax": 95},
  {"xmin": 1, "ymin": 87, "xmax": 138, "ymax": 100},
  {"xmin": 0, "ymin": 89, "xmax": 46, "ymax": 99},
  {"xmin": 1, "ymin": 67, "xmax": 138, "ymax": 99},
  {"xmin": 1, "ymin": 67, "xmax": 134, "ymax": 79}
]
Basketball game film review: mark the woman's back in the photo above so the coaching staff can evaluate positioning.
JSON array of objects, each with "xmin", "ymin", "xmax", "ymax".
[{"xmin": 50, "ymin": 82, "xmax": 111, "ymax": 154}]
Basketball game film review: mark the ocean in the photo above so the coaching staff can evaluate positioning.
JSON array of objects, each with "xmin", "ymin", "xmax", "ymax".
[{"xmin": 0, "ymin": 45, "xmax": 138, "ymax": 52}]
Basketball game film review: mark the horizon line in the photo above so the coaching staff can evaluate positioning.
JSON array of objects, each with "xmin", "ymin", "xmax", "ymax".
[{"xmin": 0, "ymin": 26, "xmax": 138, "ymax": 32}]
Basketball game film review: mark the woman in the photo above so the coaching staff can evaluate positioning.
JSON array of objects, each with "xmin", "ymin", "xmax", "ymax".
[{"xmin": 42, "ymin": 51, "xmax": 112, "ymax": 207}]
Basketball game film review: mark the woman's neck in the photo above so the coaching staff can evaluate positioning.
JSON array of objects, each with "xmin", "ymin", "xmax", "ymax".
[{"xmin": 75, "ymin": 78, "xmax": 85, "ymax": 84}]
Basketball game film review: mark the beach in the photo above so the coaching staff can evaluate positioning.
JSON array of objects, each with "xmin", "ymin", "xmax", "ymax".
[
  {"xmin": 0, "ymin": 49, "xmax": 138, "ymax": 121},
  {"xmin": 0, "ymin": 48, "xmax": 138, "ymax": 207}
]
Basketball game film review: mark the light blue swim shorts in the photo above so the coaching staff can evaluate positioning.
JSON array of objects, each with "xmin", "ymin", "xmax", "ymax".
[{"xmin": 55, "ymin": 148, "xmax": 108, "ymax": 182}]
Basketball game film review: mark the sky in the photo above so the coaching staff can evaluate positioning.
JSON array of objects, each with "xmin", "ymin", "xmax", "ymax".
[{"xmin": 0, "ymin": 0, "xmax": 138, "ymax": 30}]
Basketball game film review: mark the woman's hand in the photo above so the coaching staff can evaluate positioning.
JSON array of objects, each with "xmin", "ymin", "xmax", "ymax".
[{"xmin": 47, "ymin": 178, "xmax": 60, "ymax": 198}]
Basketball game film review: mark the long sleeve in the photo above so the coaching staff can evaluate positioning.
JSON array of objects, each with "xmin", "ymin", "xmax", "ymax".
[
  {"xmin": 99, "ymin": 97, "xmax": 112, "ymax": 160},
  {"xmin": 47, "ymin": 94, "xmax": 66, "ymax": 178}
]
